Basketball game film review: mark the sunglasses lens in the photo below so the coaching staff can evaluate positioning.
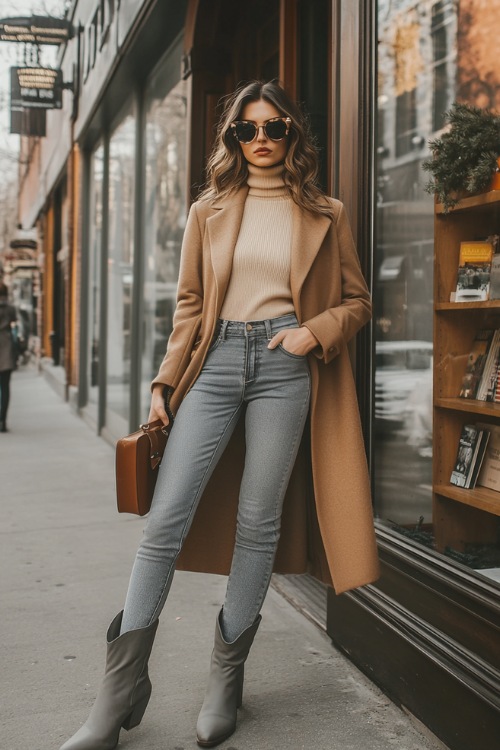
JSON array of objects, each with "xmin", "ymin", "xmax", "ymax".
[
  {"xmin": 234, "ymin": 122, "xmax": 257, "ymax": 143},
  {"xmin": 265, "ymin": 120, "xmax": 288, "ymax": 140}
]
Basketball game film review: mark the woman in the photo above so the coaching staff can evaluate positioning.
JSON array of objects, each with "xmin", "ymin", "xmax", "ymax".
[
  {"xmin": 61, "ymin": 80, "xmax": 379, "ymax": 750},
  {"xmin": 0, "ymin": 283, "xmax": 17, "ymax": 433}
]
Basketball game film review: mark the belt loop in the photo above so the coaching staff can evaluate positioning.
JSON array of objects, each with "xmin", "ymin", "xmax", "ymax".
[
  {"xmin": 220, "ymin": 320, "xmax": 229, "ymax": 340},
  {"xmin": 264, "ymin": 318, "xmax": 272, "ymax": 341}
]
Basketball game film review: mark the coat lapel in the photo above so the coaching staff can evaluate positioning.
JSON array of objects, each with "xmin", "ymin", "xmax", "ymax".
[
  {"xmin": 206, "ymin": 187, "xmax": 248, "ymax": 314},
  {"xmin": 290, "ymin": 201, "xmax": 332, "ymax": 321}
]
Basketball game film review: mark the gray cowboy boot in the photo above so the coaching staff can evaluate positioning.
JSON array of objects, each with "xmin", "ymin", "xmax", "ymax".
[
  {"xmin": 196, "ymin": 609, "xmax": 261, "ymax": 747},
  {"xmin": 60, "ymin": 611, "xmax": 158, "ymax": 750}
]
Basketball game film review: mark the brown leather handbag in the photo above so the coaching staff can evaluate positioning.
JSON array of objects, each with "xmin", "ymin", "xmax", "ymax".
[{"xmin": 115, "ymin": 410, "xmax": 174, "ymax": 516}]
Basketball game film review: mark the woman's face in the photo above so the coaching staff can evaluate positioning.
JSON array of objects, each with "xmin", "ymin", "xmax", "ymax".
[{"xmin": 237, "ymin": 99, "xmax": 289, "ymax": 168}]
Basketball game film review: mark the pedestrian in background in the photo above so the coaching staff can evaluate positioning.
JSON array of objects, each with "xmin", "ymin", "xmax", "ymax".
[
  {"xmin": 0, "ymin": 282, "xmax": 17, "ymax": 433},
  {"xmin": 61, "ymin": 79, "xmax": 379, "ymax": 750}
]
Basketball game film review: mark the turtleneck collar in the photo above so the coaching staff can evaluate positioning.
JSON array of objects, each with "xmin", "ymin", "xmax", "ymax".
[{"xmin": 246, "ymin": 163, "xmax": 290, "ymax": 198}]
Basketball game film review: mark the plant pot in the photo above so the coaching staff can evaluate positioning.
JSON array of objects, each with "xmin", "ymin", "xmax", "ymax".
[{"xmin": 490, "ymin": 156, "xmax": 500, "ymax": 191}]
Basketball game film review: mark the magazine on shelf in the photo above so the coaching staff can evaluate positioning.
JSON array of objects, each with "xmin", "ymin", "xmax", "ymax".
[
  {"xmin": 450, "ymin": 424, "xmax": 490, "ymax": 489},
  {"xmin": 459, "ymin": 329, "xmax": 494, "ymax": 399},
  {"xmin": 452, "ymin": 240, "xmax": 494, "ymax": 302},
  {"xmin": 477, "ymin": 422, "xmax": 500, "ymax": 492}
]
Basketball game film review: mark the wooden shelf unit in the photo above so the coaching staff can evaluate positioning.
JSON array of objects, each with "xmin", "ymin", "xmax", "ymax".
[
  {"xmin": 434, "ymin": 484, "xmax": 500, "ymax": 516},
  {"xmin": 433, "ymin": 190, "xmax": 500, "ymax": 551},
  {"xmin": 435, "ymin": 397, "xmax": 500, "ymax": 416},
  {"xmin": 436, "ymin": 300, "xmax": 500, "ymax": 310},
  {"xmin": 436, "ymin": 190, "xmax": 500, "ymax": 215}
]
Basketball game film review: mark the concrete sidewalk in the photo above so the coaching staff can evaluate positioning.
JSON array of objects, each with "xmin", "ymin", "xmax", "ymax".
[{"xmin": 1, "ymin": 367, "xmax": 447, "ymax": 750}]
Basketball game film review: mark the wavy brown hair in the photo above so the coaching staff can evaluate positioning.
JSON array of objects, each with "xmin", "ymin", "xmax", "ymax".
[{"xmin": 198, "ymin": 80, "xmax": 333, "ymax": 218}]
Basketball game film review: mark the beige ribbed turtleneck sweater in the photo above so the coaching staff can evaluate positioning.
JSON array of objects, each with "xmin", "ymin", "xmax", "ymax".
[{"xmin": 219, "ymin": 163, "xmax": 295, "ymax": 322}]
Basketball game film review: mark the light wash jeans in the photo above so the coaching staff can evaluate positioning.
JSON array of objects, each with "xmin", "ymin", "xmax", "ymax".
[{"xmin": 121, "ymin": 313, "xmax": 311, "ymax": 641}]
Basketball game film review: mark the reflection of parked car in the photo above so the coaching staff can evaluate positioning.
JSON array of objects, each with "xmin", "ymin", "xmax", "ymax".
[{"xmin": 375, "ymin": 340, "xmax": 433, "ymax": 433}]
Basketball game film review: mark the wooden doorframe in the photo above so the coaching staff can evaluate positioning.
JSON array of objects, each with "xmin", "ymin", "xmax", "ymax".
[
  {"xmin": 280, "ymin": 0, "xmax": 298, "ymax": 99},
  {"xmin": 183, "ymin": 0, "xmax": 298, "ymax": 197}
]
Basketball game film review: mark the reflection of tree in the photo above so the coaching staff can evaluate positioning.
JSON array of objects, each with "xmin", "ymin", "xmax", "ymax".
[
  {"xmin": 109, "ymin": 118, "xmax": 135, "ymax": 266},
  {"xmin": 375, "ymin": 1, "xmax": 458, "ymax": 350},
  {"xmin": 107, "ymin": 114, "xmax": 135, "ymax": 393},
  {"xmin": 144, "ymin": 89, "xmax": 187, "ymax": 284},
  {"xmin": 458, "ymin": 0, "xmax": 500, "ymax": 110}
]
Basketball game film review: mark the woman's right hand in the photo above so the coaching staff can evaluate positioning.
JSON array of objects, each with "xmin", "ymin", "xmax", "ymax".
[{"xmin": 148, "ymin": 384, "xmax": 170, "ymax": 426}]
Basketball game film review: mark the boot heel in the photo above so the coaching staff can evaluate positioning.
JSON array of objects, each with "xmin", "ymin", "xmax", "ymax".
[{"xmin": 122, "ymin": 694, "xmax": 150, "ymax": 730}]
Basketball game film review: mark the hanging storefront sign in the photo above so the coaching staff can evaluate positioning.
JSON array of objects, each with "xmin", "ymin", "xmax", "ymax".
[
  {"xmin": 11, "ymin": 67, "xmax": 63, "ymax": 110},
  {"xmin": 10, "ymin": 108, "xmax": 46, "ymax": 137},
  {"xmin": 0, "ymin": 15, "xmax": 73, "ymax": 45}
]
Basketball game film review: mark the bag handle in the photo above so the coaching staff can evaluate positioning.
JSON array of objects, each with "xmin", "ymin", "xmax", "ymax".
[
  {"xmin": 140, "ymin": 398, "xmax": 175, "ymax": 470},
  {"xmin": 144, "ymin": 424, "xmax": 166, "ymax": 470}
]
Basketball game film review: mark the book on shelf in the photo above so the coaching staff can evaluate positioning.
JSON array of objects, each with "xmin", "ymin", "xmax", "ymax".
[
  {"xmin": 450, "ymin": 424, "xmax": 490, "ymax": 489},
  {"xmin": 476, "ymin": 329, "xmax": 500, "ymax": 401},
  {"xmin": 488, "ymin": 234, "xmax": 500, "ymax": 253},
  {"xmin": 489, "ymin": 254, "xmax": 500, "ymax": 299},
  {"xmin": 477, "ymin": 422, "xmax": 500, "ymax": 492},
  {"xmin": 495, "ymin": 362, "xmax": 500, "ymax": 403},
  {"xmin": 459, "ymin": 329, "xmax": 494, "ymax": 398},
  {"xmin": 451, "ymin": 240, "xmax": 494, "ymax": 302}
]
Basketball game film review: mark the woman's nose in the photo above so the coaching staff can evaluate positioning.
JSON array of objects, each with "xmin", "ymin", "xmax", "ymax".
[{"xmin": 256, "ymin": 125, "xmax": 268, "ymax": 142}]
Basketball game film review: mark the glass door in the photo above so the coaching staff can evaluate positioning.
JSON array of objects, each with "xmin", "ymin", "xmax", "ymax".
[
  {"xmin": 87, "ymin": 143, "xmax": 104, "ymax": 418},
  {"xmin": 141, "ymin": 43, "xmax": 188, "ymax": 418},
  {"xmin": 105, "ymin": 109, "xmax": 136, "ymax": 435}
]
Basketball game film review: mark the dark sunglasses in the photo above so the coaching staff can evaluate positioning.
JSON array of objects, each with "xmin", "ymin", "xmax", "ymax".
[{"xmin": 230, "ymin": 116, "xmax": 292, "ymax": 144}]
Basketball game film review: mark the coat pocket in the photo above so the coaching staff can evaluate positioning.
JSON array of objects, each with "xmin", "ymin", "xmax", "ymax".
[{"xmin": 190, "ymin": 337, "xmax": 202, "ymax": 359}]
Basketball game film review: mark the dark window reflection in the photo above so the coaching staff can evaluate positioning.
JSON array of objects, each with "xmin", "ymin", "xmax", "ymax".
[{"xmin": 88, "ymin": 144, "xmax": 104, "ymax": 408}]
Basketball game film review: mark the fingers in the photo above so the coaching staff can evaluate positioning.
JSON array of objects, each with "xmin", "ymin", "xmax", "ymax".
[
  {"xmin": 155, "ymin": 406, "xmax": 170, "ymax": 427},
  {"xmin": 148, "ymin": 393, "xmax": 170, "ymax": 426},
  {"xmin": 267, "ymin": 330, "xmax": 288, "ymax": 349}
]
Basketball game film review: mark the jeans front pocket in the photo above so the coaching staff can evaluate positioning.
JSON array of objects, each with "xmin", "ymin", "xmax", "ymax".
[
  {"xmin": 277, "ymin": 342, "xmax": 307, "ymax": 360},
  {"xmin": 207, "ymin": 331, "xmax": 223, "ymax": 354}
]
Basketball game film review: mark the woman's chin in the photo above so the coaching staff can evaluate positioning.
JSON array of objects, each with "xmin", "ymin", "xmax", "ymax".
[{"xmin": 246, "ymin": 154, "xmax": 281, "ymax": 168}]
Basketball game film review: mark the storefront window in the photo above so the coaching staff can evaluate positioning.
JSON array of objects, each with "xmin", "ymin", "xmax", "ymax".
[
  {"xmin": 88, "ymin": 143, "xmax": 104, "ymax": 412},
  {"xmin": 141, "ymin": 41, "xmax": 187, "ymax": 417},
  {"xmin": 375, "ymin": 0, "xmax": 448, "ymax": 530},
  {"xmin": 107, "ymin": 111, "xmax": 135, "ymax": 423},
  {"xmin": 375, "ymin": 0, "xmax": 500, "ymax": 584}
]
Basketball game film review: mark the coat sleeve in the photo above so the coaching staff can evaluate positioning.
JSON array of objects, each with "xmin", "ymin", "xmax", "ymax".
[
  {"xmin": 301, "ymin": 203, "xmax": 372, "ymax": 365},
  {"xmin": 151, "ymin": 202, "xmax": 204, "ymax": 391}
]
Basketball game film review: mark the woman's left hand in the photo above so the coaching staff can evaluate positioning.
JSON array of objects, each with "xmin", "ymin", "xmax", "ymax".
[{"xmin": 267, "ymin": 326, "xmax": 320, "ymax": 356}]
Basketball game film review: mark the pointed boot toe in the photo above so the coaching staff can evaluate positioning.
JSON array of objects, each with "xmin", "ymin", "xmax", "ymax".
[
  {"xmin": 196, "ymin": 714, "xmax": 235, "ymax": 748},
  {"xmin": 196, "ymin": 610, "xmax": 260, "ymax": 747},
  {"xmin": 60, "ymin": 724, "xmax": 116, "ymax": 750}
]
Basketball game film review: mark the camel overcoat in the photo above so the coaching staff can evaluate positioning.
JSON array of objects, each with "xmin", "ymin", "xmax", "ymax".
[{"xmin": 153, "ymin": 187, "xmax": 380, "ymax": 594}]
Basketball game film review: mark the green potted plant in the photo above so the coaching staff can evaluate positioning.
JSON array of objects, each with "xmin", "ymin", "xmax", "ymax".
[{"xmin": 423, "ymin": 102, "xmax": 500, "ymax": 212}]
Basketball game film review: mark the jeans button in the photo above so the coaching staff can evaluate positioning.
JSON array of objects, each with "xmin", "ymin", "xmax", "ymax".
[{"xmin": 246, "ymin": 323, "xmax": 253, "ymax": 331}]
